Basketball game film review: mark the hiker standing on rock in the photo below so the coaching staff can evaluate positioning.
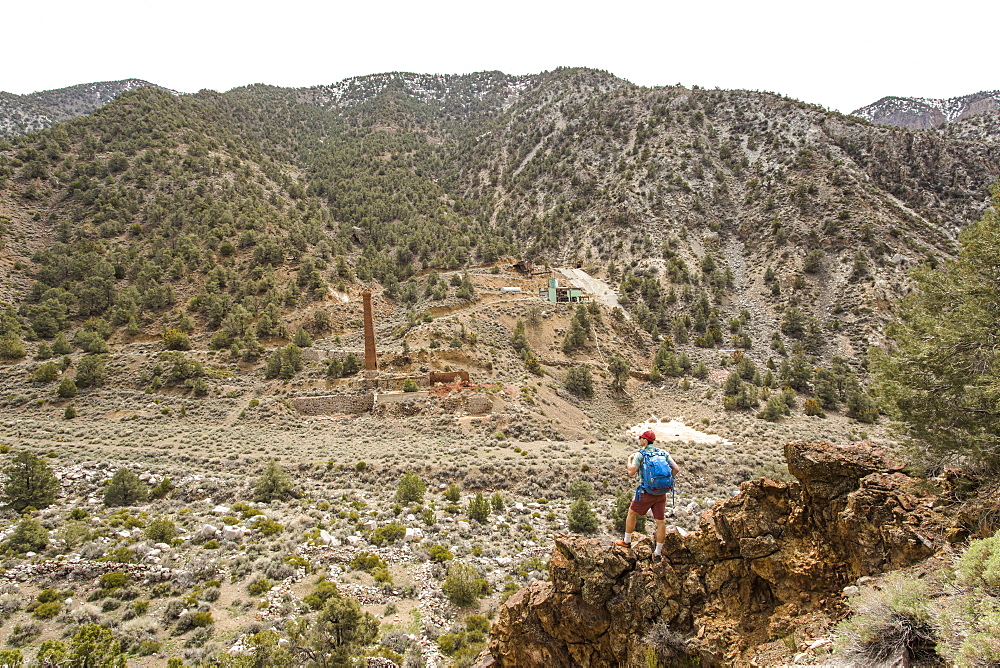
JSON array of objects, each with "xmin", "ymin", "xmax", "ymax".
[{"xmin": 616, "ymin": 429, "xmax": 679, "ymax": 560}]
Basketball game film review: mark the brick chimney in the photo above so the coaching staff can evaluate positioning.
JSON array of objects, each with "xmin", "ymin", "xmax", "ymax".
[{"xmin": 362, "ymin": 290, "xmax": 377, "ymax": 372}]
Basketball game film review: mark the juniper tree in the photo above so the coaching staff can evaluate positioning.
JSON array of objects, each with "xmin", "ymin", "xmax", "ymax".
[
  {"xmin": 871, "ymin": 184, "xmax": 1000, "ymax": 468},
  {"xmin": 467, "ymin": 492, "xmax": 490, "ymax": 523},
  {"xmin": 104, "ymin": 467, "xmax": 148, "ymax": 507},
  {"xmin": 608, "ymin": 354, "xmax": 630, "ymax": 391},
  {"xmin": 2, "ymin": 452, "xmax": 59, "ymax": 512},
  {"xmin": 567, "ymin": 498, "xmax": 599, "ymax": 533},
  {"xmin": 565, "ymin": 366, "xmax": 594, "ymax": 398}
]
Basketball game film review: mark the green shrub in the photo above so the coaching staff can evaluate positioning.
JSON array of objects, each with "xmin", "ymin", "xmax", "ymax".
[
  {"xmin": 248, "ymin": 578, "xmax": 273, "ymax": 596},
  {"xmin": 37, "ymin": 589, "xmax": 62, "ymax": 604},
  {"xmin": 567, "ymin": 498, "xmax": 599, "ymax": 533},
  {"xmin": 351, "ymin": 552, "xmax": 387, "ymax": 573},
  {"xmin": 442, "ymin": 563, "xmax": 489, "ymax": 607},
  {"xmin": 253, "ymin": 460, "xmax": 292, "ymax": 502},
  {"xmin": 74, "ymin": 354, "xmax": 108, "ymax": 388},
  {"xmin": 191, "ymin": 611, "xmax": 214, "ymax": 627},
  {"xmin": 31, "ymin": 361, "xmax": 60, "ymax": 383},
  {"xmin": 395, "ymin": 471, "xmax": 426, "ymax": 504},
  {"xmin": 444, "ymin": 483, "xmax": 461, "ymax": 503},
  {"xmin": 56, "ymin": 377, "xmax": 78, "ymax": 398},
  {"xmin": 491, "ymin": 492, "xmax": 505, "ymax": 511},
  {"xmin": 252, "ymin": 516, "xmax": 283, "ymax": 536},
  {"xmin": 32, "ymin": 601, "xmax": 62, "ymax": 620},
  {"xmin": 303, "ymin": 580, "xmax": 340, "ymax": 611},
  {"xmin": 99, "ymin": 572, "xmax": 130, "ymax": 589},
  {"xmin": 3, "ymin": 516, "xmax": 49, "ymax": 554},
  {"xmin": 428, "ymin": 545, "xmax": 453, "ymax": 563},
  {"xmin": 0, "ymin": 336, "xmax": 26, "ymax": 360},
  {"xmin": 564, "ymin": 366, "xmax": 594, "ymax": 398},
  {"xmin": 103, "ymin": 468, "xmax": 147, "ymax": 506},
  {"xmin": 835, "ymin": 572, "xmax": 936, "ymax": 665},
  {"xmin": 145, "ymin": 518, "xmax": 177, "ymax": 543},
  {"xmin": 757, "ymin": 394, "xmax": 790, "ymax": 421},
  {"xmin": 467, "ymin": 492, "xmax": 490, "ymax": 523},
  {"xmin": 148, "ymin": 477, "xmax": 174, "ymax": 500},
  {"xmin": 161, "ymin": 329, "xmax": 191, "ymax": 351},
  {"xmin": 936, "ymin": 533, "xmax": 1000, "ymax": 664},
  {"xmin": 803, "ymin": 398, "xmax": 826, "ymax": 417},
  {"xmin": 137, "ymin": 640, "xmax": 161, "ymax": 656},
  {"xmin": 567, "ymin": 480, "xmax": 595, "ymax": 501},
  {"xmin": 0, "ymin": 650, "xmax": 23, "ymax": 666},
  {"xmin": 402, "ymin": 378, "xmax": 419, "ymax": 392},
  {"xmin": 371, "ymin": 522, "xmax": 405, "ymax": 546},
  {"xmin": 611, "ymin": 490, "xmax": 645, "ymax": 534}
]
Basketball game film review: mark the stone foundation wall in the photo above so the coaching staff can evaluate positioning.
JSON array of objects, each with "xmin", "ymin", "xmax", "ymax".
[
  {"xmin": 292, "ymin": 394, "xmax": 375, "ymax": 415},
  {"xmin": 429, "ymin": 370, "xmax": 470, "ymax": 384},
  {"xmin": 301, "ymin": 348, "xmax": 363, "ymax": 363},
  {"xmin": 466, "ymin": 396, "xmax": 494, "ymax": 415},
  {"xmin": 440, "ymin": 395, "xmax": 493, "ymax": 414}
]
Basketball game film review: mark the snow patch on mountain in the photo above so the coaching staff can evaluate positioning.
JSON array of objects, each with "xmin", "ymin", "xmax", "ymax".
[{"xmin": 852, "ymin": 91, "xmax": 1000, "ymax": 128}]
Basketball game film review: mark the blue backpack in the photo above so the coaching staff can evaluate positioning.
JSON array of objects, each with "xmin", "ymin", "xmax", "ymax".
[{"xmin": 639, "ymin": 448, "xmax": 674, "ymax": 495}]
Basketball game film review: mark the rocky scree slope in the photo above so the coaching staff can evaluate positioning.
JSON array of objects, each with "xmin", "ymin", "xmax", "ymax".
[{"xmin": 485, "ymin": 440, "xmax": 961, "ymax": 667}]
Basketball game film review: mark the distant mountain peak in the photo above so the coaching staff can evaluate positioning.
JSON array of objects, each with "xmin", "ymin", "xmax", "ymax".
[
  {"xmin": 0, "ymin": 79, "xmax": 167, "ymax": 139},
  {"xmin": 852, "ymin": 91, "xmax": 1000, "ymax": 130}
]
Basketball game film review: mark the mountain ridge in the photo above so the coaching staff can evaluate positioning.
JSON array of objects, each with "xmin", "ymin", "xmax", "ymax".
[
  {"xmin": 852, "ymin": 90, "xmax": 1000, "ymax": 130},
  {"xmin": 1, "ymin": 71, "xmax": 999, "ymax": 377}
]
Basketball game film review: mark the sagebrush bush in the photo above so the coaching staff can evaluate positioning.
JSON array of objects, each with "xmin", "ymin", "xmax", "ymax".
[
  {"xmin": 253, "ymin": 460, "xmax": 292, "ymax": 502},
  {"xmin": 835, "ymin": 572, "xmax": 937, "ymax": 665},
  {"xmin": 937, "ymin": 533, "xmax": 1000, "ymax": 665}
]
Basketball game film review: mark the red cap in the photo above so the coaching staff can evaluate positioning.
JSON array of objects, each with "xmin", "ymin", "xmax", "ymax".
[{"xmin": 639, "ymin": 429, "xmax": 656, "ymax": 443}]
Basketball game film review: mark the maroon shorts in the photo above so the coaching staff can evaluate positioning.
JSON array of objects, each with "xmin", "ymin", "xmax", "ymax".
[{"xmin": 630, "ymin": 491, "xmax": 667, "ymax": 520}]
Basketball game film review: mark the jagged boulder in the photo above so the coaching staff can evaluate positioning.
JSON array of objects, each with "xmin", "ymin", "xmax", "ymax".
[{"xmin": 486, "ymin": 441, "xmax": 952, "ymax": 667}]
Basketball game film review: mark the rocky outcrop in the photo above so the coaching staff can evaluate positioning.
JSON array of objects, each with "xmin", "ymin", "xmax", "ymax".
[{"xmin": 486, "ymin": 441, "xmax": 951, "ymax": 667}]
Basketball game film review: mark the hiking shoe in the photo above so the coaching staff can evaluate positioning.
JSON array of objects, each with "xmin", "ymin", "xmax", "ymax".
[
  {"xmin": 614, "ymin": 540, "xmax": 631, "ymax": 548},
  {"xmin": 652, "ymin": 553, "xmax": 663, "ymax": 563}
]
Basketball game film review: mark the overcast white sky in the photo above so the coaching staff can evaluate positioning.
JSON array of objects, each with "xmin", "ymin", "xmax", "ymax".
[{"xmin": 5, "ymin": 0, "xmax": 996, "ymax": 114}]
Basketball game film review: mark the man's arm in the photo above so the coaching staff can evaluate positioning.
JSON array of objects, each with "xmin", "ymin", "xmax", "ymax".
[{"xmin": 626, "ymin": 452, "xmax": 639, "ymax": 477}]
